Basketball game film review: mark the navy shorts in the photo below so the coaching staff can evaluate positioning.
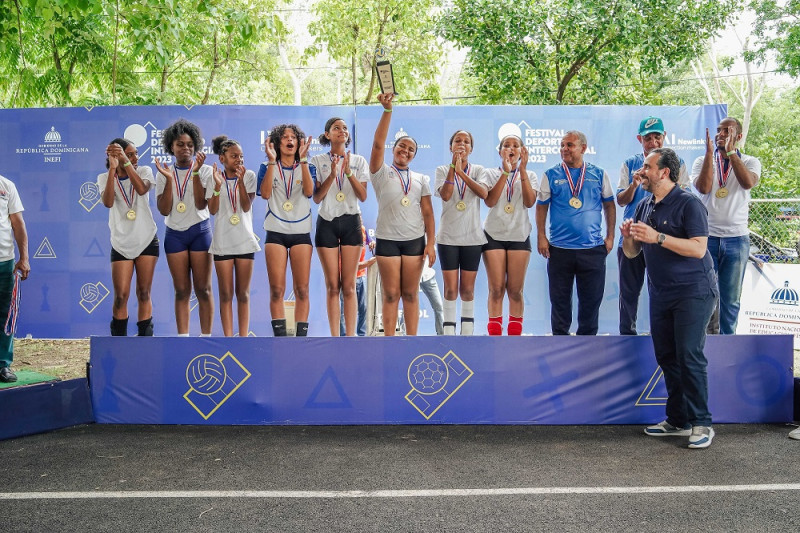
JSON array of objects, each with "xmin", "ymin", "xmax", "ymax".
[
  {"xmin": 315, "ymin": 213, "xmax": 363, "ymax": 248},
  {"xmin": 164, "ymin": 220, "xmax": 212, "ymax": 254},
  {"xmin": 437, "ymin": 243, "xmax": 483, "ymax": 271},
  {"xmin": 213, "ymin": 253, "xmax": 255, "ymax": 261},
  {"xmin": 265, "ymin": 231, "xmax": 312, "ymax": 249},
  {"xmin": 110, "ymin": 235, "xmax": 160, "ymax": 262},
  {"xmin": 375, "ymin": 236, "xmax": 425, "ymax": 257},
  {"xmin": 482, "ymin": 231, "xmax": 532, "ymax": 252}
]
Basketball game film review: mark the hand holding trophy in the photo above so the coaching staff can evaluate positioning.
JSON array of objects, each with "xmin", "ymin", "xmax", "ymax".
[{"xmin": 375, "ymin": 47, "xmax": 397, "ymax": 96}]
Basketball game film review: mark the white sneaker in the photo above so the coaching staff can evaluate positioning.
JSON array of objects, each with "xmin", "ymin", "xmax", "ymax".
[
  {"xmin": 644, "ymin": 420, "xmax": 691, "ymax": 437},
  {"xmin": 688, "ymin": 426, "xmax": 715, "ymax": 449},
  {"xmin": 789, "ymin": 427, "xmax": 800, "ymax": 440}
]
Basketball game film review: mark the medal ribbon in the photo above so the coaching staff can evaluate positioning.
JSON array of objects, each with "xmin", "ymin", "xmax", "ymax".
[
  {"xmin": 224, "ymin": 171, "xmax": 238, "ymax": 214},
  {"xmin": 330, "ymin": 152, "xmax": 346, "ymax": 193},
  {"xmin": 281, "ymin": 163, "xmax": 298, "ymax": 201},
  {"xmin": 561, "ymin": 162, "xmax": 586, "ymax": 199},
  {"xmin": 455, "ymin": 163, "xmax": 470, "ymax": 201},
  {"xmin": 3, "ymin": 271, "xmax": 21, "ymax": 336},
  {"xmin": 391, "ymin": 165, "xmax": 411, "ymax": 196},
  {"xmin": 172, "ymin": 163, "xmax": 193, "ymax": 201},
  {"xmin": 715, "ymin": 149, "xmax": 739, "ymax": 189},
  {"xmin": 115, "ymin": 175, "xmax": 134, "ymax": 210},
  {"xmin": 504, "ymin": 167, "xmax": 519, "ymax": 203}
]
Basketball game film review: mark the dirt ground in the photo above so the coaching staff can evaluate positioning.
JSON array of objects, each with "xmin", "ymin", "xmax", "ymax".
[{"xmin": 9, "ymin": 338, "xmax": 800, "ymax": 382}]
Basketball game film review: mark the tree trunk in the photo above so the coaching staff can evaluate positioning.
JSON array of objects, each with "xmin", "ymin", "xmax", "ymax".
[
  {"xmin": 112, "ymin": 0, "xmax": 119, "ymax": 105},
  {"xmin": 160, "ymin": 66, "xmax": 168, "ymax": 103},
  {"xmin": 202, "ymin": 31, "xmax": 220, "ymax": 105},
  {"xmin": 278, "ymin": 41, "xmax": 301, "ymax": 105}
]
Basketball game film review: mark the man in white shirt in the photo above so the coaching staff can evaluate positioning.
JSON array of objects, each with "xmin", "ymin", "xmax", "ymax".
[
  {"xmin": 0, "ymin": 174, "xmax": 30, "ymax": 383},
  {"xmin": 691, "ymin": 117, "xmax": 760, "ymax": 334}
]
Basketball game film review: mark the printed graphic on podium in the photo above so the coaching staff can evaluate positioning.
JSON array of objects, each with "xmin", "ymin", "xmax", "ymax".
[
  {"xmin": 405, "ymin": 351, "xmax": 473, "ymax": 420},
  {"xmin": 183, "ymin": 351, "xmax": 252, "ymax": 420}
]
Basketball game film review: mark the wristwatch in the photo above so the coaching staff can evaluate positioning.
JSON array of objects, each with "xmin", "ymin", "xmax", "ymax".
[{"xmin": 657, "ymin": 233, "xmax": 666, "ymax": 246}]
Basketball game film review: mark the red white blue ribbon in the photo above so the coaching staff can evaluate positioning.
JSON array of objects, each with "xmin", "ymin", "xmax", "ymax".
[
  {"xmin": 561, "ymin": 162, "xmax": 586, "ymax": 199},
  {"xmin": 173, "ymin": 162, "xmax": 193, "ymax": 202},
  {"xmin": 504, "ymin": 167, "xmax": 519, "ymax": 203},
  {"xmin": 116, "ymin": 175, "xmax": 134, "ymax": 210},
  {"xmin": 4, "ymin": 271, "xmax": 21, "ymax": 336},
  {"xmin": 455, "ymin": 164, "xmax": 470, "ymax": 201},
  {"xmin": 391, "ymin": 165, "xmax": 411, "ymax": 196},
  {"xmin": 224, "ymin": 171, "xmax": 239, "ymax": 214},
  {"xmin": 281, "ymin": 163, "xmax": 298, "ymax": 200}
]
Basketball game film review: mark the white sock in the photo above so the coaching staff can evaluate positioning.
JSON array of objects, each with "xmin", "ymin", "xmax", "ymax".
[
  {"xmin": 443, "ymin": 299, "xmax": 457, "ymax": 335},
  {"xmin": 178, "ymin": 333, "xmax": 190, "ymax": 337},
  {"xmin": 200, "ymin": 333, "xmax": 212, "ymax": 337},
  {"xmin": 461, "ymin": 300, "xmax": 475, "ymax": 335}
]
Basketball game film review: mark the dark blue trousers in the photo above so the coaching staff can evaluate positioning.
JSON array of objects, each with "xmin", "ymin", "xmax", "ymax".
[
  {"xmin": 649, "ymin": 290, "xmax": 716, "ymax": 427},
  {"xmin": 547, "ymin": 245, "xmax": 607, "ymax": 335},
  {"xmin": 617, "ymin": 246, "xmax": 646, "ymax": 335}
]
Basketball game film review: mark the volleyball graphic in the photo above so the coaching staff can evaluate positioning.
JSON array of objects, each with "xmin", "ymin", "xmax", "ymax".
[{"xmin": 186, "ymin": 354, "xmax": 228, "ymax": 395}]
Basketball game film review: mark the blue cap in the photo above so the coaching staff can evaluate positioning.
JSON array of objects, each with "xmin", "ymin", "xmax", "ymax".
[{"xmin": 639, "ymin": 116, "xmax": 665, "ymax": 136}]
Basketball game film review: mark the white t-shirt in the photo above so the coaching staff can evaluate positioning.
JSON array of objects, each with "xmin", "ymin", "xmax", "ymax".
[
  {"xmin": 310, "ymin": 152, "xmax": 369, "ymax": 221},
  {"xmin": 691, "ymin": 152, "xmax": 761, "ymax": 237},
  {"xmin": 434, "ymin": 164, "xmax": 488, "ymax": 246},
  {"xmin": 371, "ymin": 164, "xmax": 432, "ymax": 241},
  {"xmin": 97, "ymin": 166, "xmax": 157, "ymax": 260},
  {"xmin": 0, "ymin": 175, "xmax": 23, "ymax": 262},
  {"xmin": 156, "ymin": 164, "xmax": 212, "ymax": 231},
  {"xmin": 263, "ymin": 163, "xmax": 313, "ymax": 234},
  {"xmin": 483, "ymin": 168, "xmax": 539, "ymax": 242},
  {"xmin": 205, "ymin": 170, "xmax": 261, "ymax": 256}
]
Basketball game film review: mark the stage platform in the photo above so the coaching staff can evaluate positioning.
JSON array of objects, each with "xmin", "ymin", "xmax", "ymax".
[
  {"xmin": 88, "ymin": 335, "xmax": 794, "ymax": 426},
  {"xmin": 0, "ymin": 378, "xmax": 93, "ymax": 440}
]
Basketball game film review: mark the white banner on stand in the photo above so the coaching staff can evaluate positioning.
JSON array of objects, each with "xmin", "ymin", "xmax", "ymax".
[{"xmin": 737, "ymin": 262, "xmax": 800, "ymax": 349}]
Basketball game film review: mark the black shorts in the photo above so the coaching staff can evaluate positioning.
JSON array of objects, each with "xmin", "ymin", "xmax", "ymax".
[
  {"xmin": 110, "ymin": 235, "xmax": 160, "ymax": 262},
  {"xmin": 315, "ymin": 213, "xmax": 363, "ymax": 248},
  {"xmin": 375, "ymin": 236, "xmax": 425, "ymax": 257},
  {"xmin": 437, "ymin": 243, "xmax": 483, "ymax": 272},
  {"xmin": 482, "ymin": 231, "xmax": 532, "ymax": 252},
  {"xmin": 213, "ymin": 253, "xmax": 255, "ymax": 261},
  {"xmin": 265, "ymin": 231, "xmax": 312, "ymax": 249}
]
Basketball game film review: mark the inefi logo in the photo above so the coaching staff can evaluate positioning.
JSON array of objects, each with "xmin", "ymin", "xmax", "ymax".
[
  {"xmin": 14, "ymin": 126, "xmax": 89, "ymax": 164},
  {"xmin": 405, "ymin": 351, "xmax": 473, "ymax": 420},
  {"xmin": 184, "ymin": 352, "xmax": 251, "ymax": 420}
]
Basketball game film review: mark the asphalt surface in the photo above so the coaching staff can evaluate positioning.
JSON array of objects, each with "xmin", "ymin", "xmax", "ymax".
[{"xmin": 2, "ymin": 424, "xmax": 799, "ymax": 532}]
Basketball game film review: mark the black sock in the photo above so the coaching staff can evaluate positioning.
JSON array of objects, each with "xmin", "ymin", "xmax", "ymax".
[
  {"xmin": 110, "ymin": 317, "xmax": 128, "ymax": 336},
  {"xmin": 136, "ymin": 317, "xmax": 153, "ymax": 336},
  {"xmin": 272, "ymin": 319, "xmax": 287, "ymax": 337},
  {"xmin": 295, "ymin": 321, "xmax": 309, "ymax": 337}
]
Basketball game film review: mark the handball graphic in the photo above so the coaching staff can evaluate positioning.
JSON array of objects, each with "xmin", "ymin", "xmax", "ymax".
[
  {"xmin": 408, "ymin": 354, "xmax": 448, "ymax": 395},
  {"xmin": 186, "ymin": 354, "xmax": 227, "ymax": 395}
]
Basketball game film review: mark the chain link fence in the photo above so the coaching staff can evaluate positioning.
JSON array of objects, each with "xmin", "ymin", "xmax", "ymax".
[{"xmin": 749, "ymin": 199, "xmax": 800, "ymax": 263}]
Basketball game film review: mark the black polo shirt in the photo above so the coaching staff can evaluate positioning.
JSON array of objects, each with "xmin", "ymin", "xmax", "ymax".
[{"xmin": 633, "ymin": 184, "xmax": 716, "ymax": 301}]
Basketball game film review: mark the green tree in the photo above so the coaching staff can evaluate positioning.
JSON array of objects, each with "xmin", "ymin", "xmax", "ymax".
[
  {"xmin": 308, "ymin": 0, "xmax": 441, "ymax": 105},
  {"xmin": 751, "ymin": 0, "xmax": 800, "ymax": 77},
  {"xmin": 437, "ymin": 0, "xmax": 739, "ymax": 104}
]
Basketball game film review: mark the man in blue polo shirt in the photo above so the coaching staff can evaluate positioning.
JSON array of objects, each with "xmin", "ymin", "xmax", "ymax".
[
  {"xmin": 616, "ymin": 117, "xmax": 689, "ymax": 335},
  {"xmin": 622, "ymin": 147, "xmax": 718, "ymax": 449},
  {"xmin": 536, "ymin": 131, "xmax": 615, "ymax": 335}
]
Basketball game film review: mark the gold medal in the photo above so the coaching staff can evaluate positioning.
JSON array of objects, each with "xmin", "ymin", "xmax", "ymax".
[
  {"xmin": 282, "ymin": 200, "xmax": 294, "ymax": 212},
  {"xmin": 336, "ymin": 191, "xmax": 346, "ymax": 202},
  {"xmin": 715, "ymin": 187, "xmax": 728, "ymax": 199},
  {"xmin": 126, "ymin": 209, "xmax": 136, "ymax": 221},
  {"xmin": 176, "ymin": 201, "xmax": 187, "ymax": 213},
  {"xmin": 504, "ymin": 203, "xmax": 514, "ymax": 214},
  {"xmin": 569, "ymin": 197, "xmax": 582, "ymax": 209},
  {"xmin": 400, "ymin": 196, "xmax": 410, "ymax": 207},
  {"xmin": 230, "ymin": 214, "xmax": 241, "ymax": 225},
  {"xmin": 456, "ymin": 201, "xmax": 467, "ymax": 211}
]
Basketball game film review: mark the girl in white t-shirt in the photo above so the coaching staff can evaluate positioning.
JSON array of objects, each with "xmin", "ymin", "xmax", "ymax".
[
  {"xmin": 310, "ymin": 117, "xmax": 369, "ymax": 336},
  {"xmin": 154, "ymin": 119, "xmax": 214, "ymax": 336},
  {"xmin": 100, "ymin": 138, "xmax": 159, "ymax": 336},
  {"xmin": 369, "ymin": 93, "xmax": 436, "ymax": 336},
  {"xmin": 260, "ymin": 124, "xmax": 314, "ymax": 337},
  {"xmin": 482, "ymin": 135, "xmax": 538, "ymax": 335},
  {"xmin": 207, "ymin": 135, "xmax": 261, "ymax": 337},
  {"xmin": 434, "ymin": 130, "xmax": 488, "ymax": 335}
]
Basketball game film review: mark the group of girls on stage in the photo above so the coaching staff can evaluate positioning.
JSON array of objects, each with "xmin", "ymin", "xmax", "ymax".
[{"xmin": 100, "ymin": 94, "xmax": 538, "ymax": 337}]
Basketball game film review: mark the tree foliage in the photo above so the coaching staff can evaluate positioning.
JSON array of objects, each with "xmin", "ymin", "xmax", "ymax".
[
  {"xmin": 750, "ymin": 0, "xmax": 800, "ymax": 77},
  {"xmin": 308, "ymin": 0, "xmax": 441, "ymax": 105},
  {"xmin": 437, "ymin": 0, "xmax": 739, "ymax": 104}
]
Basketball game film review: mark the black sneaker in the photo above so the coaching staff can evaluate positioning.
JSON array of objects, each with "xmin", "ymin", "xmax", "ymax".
[{"xmin": 0, "ymin": 366, "xmax": 17, "ymax": 383}]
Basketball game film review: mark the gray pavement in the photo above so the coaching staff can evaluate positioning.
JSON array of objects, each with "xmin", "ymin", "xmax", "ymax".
[{"xmin": 1, "ymin": 424, "xmax": 800, "ymax": 532}]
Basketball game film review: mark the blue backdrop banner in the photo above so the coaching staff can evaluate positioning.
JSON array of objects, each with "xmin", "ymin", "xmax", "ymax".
[
  {"xmin": 90, "ymin": 335, "xmax": 793, "ymax": 425},
  {"xmin": 2, "ymin": 104, "xmax": 726, "ymax": 337}
]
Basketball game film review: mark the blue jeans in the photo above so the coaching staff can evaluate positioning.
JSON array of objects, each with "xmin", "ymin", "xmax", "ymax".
[
  {"xmin": 650, "ymin": 290, "xmax": 716, "ymax": 427},
  {"xmin": 340, "ymin": 276, "xmax": 367, "ymax": 336},
  {"xmin": 420, "ymin": 276, "xmax": 444, "ymax": 335},
  {"xmin": 707, "ymin": 235, "xmax": 749, "ymax": 335}
]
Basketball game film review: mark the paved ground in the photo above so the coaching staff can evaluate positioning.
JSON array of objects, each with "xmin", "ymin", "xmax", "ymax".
[{"xmin": 1, "ymin": 424, "xmax": 799, "ymax": 532}]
